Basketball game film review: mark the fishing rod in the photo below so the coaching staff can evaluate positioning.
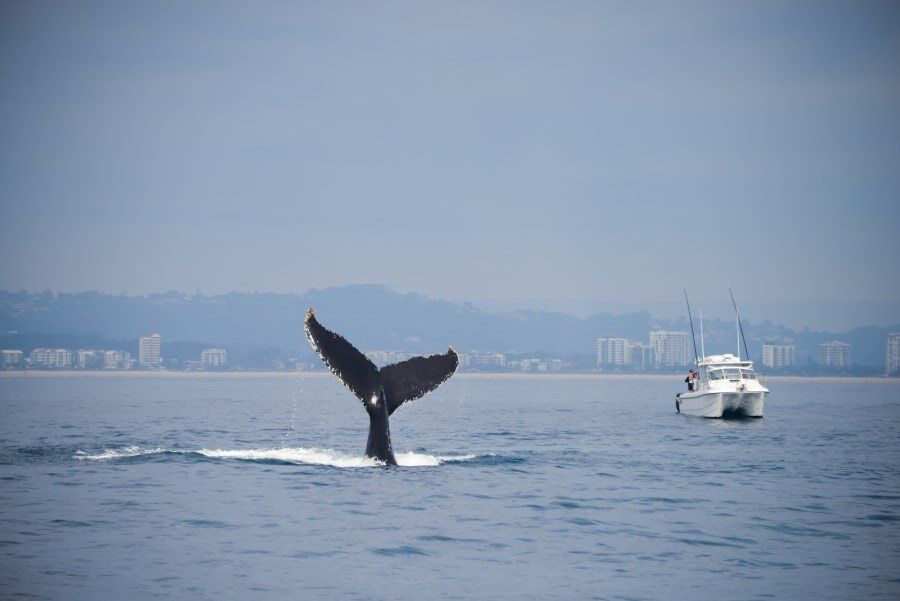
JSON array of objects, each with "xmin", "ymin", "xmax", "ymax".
[
  {"xmin": 683, "ymin": 288, "xmax": 699, "ymax": 365},
  {"xmin": 729, "ymin": 286, "xmax": 751, "ymax": 362}
]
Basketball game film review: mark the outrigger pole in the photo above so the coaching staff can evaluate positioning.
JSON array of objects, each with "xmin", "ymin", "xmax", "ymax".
[
  {"xmin": 683, "ymin": 288, "xmax": 699, "ymax": 365},
  {"xmin": 729, "ymin": 286, "xmax": 752, "ymax": 362},
  {"xmin": 699, "ymin": 307, "xmax": 706, "ymax": 359}
]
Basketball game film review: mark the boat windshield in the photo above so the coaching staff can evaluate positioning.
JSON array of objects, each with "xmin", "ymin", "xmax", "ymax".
[
  {"xmin": 708, "ymin": 368, "xmax": 745, "ymax": 380},
  {"xmin": 707, "ymin": 367, "xmax": 757, "ymax": 380}
]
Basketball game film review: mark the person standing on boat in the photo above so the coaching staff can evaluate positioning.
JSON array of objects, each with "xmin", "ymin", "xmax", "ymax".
[{"xmin": 685, "ymin": 370, "xmax": 696, "ymax": 391}]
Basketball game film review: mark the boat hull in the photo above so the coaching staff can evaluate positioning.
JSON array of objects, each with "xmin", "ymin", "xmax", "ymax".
[{"xmin": 676, "ymin": 391, "xmax": 766, "ymax": 418}]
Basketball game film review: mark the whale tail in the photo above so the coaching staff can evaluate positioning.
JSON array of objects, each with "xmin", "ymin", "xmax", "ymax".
[{"xmin": 304, "ymin": 308, "xmax": 458, "ymax": 415}]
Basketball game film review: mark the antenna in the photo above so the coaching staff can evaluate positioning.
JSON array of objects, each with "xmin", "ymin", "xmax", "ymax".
[
  {"xmin": 699, "ymin": 307, "xmax": 706, "ymax": 359},
  {"xmin": 683, "ymin": 288, "xmax": 699, "ymax": 365},
  {"xmin": 729, "ymin": 286, "xmax": 751, "ymax": 361}
]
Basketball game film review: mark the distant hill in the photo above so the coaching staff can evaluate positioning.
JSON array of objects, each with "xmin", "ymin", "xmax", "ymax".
[
  {"xmin": 0, "ymin": 286, "xmax": 896, "ymax": 368},
  {"xmin": 0, "ymin": 285, "xmax": 654, "ymax": 356}
]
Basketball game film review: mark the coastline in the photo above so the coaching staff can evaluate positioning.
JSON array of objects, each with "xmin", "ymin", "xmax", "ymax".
[{"xmin": 0, "ymin": 370, "xmax": 896, "ymax": 384}]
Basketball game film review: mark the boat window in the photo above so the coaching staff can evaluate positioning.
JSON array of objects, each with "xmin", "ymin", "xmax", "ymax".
[
  {"xmin": 708, "ymin": 369, "xmax": 724, "ymax": 380},
  {"xmin": 741, "ymin": 369, "xmax": 756, "ymax": 380},
  {"xmin": 723, "ymin": 368, "xmax": 741, "ymax": 380}
]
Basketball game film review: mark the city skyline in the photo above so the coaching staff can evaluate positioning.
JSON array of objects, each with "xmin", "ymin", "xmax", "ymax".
[
  {"xmin": 1, "ymin": 284, "xmax": 896, "ymax": 370},
  {"xmin": 4, "ymin": 334, "xmax": 883, "ymax": 374},
  {"xmin": 3, "ymin": 315, "xmax": 890, "ymax": 374}
]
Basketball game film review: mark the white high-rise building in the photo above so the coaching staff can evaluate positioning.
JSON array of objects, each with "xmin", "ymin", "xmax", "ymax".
[
  {"xmin": 201, "ymin": 348, "xmax": 228, "ymax": 367},
  {"xmin": 596, "ymin": 338, "xmax": 629, "ymax": 367},
  {"xmin": 28, "ymin": 348, "xmax": 73, "ymax": 369},
  {"xmin": 104, "ymin": 350, "xmax": 133, "ymax": 370},
  {"xmin": 819, "ymin": 340, "xmax": 851, "ymax": 369},
  {"xmin": 139, "ymin": 334, "xmax": 162, "ymax": 368},
  {"xmin": 886, "ymin": 333, "xmax": 900, "ymax": 375},
  {"xmin": 473, "ymin": 352, "xmax": 505, "ymax": 368},
  {"xmin": 650, "ymin": 331, "xmax": 693, "ymax": 367},
  {"xmin": 762, "ymin": 344, "xmax": 796, "ymax": 369},
  {"xmin": 629, "ymin": 343, "xmax": 655, "ymax": 370},
  {"xmin": 1, "ymin": 349, "xmax": 23, "ymax": 368}
]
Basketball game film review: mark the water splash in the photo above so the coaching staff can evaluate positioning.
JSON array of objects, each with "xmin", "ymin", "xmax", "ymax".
[
  {"xmin": 394, "ymin": 451, "xmax": 477, "ymax": 467},
  {"xmin": 451, "ymin": 378, "xmax": 468, "ymax": 440},
  {"xmin": 200, "ymin": 447, "xmax": 378, "ymax": 467},
  {"xmin": 74, "ymin": 446, "xmax": 171, "ymax": 461},
  {"xmin": 280, "ymin": 360, "xmax": 304, "ymax": 447},
  {"xmin": 75, "ymin": 446, "xmax": 478, "ymax": 468}
]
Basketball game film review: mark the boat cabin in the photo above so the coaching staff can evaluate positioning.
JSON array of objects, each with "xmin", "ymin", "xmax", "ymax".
[{"xmin": 698, "ymin": 354, "xmax": 758, "ymax": 383}]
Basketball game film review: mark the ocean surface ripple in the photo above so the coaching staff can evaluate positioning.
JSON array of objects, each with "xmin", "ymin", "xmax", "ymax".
[{"xmin": 1, "ymin": 375, "xmax": 898, "ymax": 600}]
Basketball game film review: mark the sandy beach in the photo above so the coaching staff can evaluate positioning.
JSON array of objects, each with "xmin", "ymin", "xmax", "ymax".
[{"xmin": 0, "ymin": 370, "xmax": 896, "ymax": 384}]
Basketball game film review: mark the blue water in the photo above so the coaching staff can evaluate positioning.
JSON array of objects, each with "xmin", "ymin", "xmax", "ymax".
[{"xmin": 1, "ymin": 374, "xmax": 898, "ymax": 600}]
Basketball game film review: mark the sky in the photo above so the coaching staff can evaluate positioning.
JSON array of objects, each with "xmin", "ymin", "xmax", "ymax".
[{"xmin": 1, "ymin": 1, "xmax": 899, "ymax": 313}]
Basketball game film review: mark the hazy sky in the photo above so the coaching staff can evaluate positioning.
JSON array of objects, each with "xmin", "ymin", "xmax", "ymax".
[{"xmin": 1, "ymin": 1, "xmax": 898, "ymax": 306}]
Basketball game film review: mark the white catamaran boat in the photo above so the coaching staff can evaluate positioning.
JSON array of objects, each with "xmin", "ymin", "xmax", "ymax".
[
  {"xmin": 676, "ymin": 289, "xmax": 769, "ymax": 418},
  {"xmin": 676, "ymin": 354, "xmax": 768, "ymax": 418}
]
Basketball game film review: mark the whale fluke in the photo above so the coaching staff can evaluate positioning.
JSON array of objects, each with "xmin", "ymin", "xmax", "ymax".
[
  {"xmin": 304, "ymin": 308, "xmax": 380, "ymax": 408},
  {"xmin": 304, "ymin": 308, "xmax": 458, "ymax": 465},
  {"xmin": 380, "ymin": 349, "xmax": 458, "ymax": 415}
]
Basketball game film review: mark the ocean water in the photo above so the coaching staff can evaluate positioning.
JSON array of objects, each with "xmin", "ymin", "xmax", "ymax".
[{"xmin": 1, "ymin": 374, "xmax": 898, "ymax": 600}]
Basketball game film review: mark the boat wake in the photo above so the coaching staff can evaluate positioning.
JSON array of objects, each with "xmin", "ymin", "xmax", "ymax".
[{"xmin": 74, "ymin": 445, "xmax": 478, "ymax": 468}]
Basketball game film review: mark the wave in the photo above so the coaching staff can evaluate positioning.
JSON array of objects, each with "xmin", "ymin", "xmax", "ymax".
[
  {"xmin": 74, "ymin": 446, "xmax": 173, "ymax": 461},
  {"xmin": 75, "ymin": 446, "xmax": 478, "ymax": 468}
]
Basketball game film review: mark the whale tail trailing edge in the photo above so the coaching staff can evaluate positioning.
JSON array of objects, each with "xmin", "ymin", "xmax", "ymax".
[
  {"xmin": 304, "ymin": 308, "xmax": 458, "ymax": 415},
  {"xmin": 380, "ymin": 352, "xmax": 458, "ymax": 415},
  {"xmin": 303, "ymin": 308, "xmax": 380, "ymax": 409}
]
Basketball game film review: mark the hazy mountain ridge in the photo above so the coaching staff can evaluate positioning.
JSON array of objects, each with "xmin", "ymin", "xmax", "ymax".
[{"xmin": 0, "ymin": 286, "xmax": 896, "ymax": 367}]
